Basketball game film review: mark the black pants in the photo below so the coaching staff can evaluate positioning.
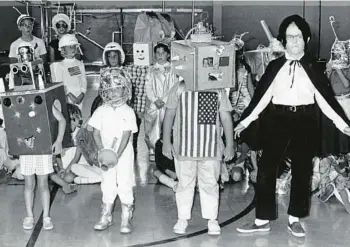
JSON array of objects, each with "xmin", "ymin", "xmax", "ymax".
[
  {"xmin": 256, "ymin": 104, "xmax": 317, "ymax": 220},
  {"xmin": 132, "ymin": 114, "xmax": 142, "ymax": 155}
]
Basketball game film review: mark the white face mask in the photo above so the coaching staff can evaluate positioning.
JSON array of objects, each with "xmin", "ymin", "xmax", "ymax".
[{"xmin": 285, "ymin": 23, "xmax": 305, "ymax": 57}]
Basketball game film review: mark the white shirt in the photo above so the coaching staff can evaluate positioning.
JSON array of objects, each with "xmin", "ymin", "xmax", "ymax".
[
  {"xmin": 240, "ymin": 52, "xmax": 349, "ymax": 133},
  {"xmin": 88, "ymin": 104, "xmax": 138, "ymax": 151},
  {"xmin": 9, "ymin": 36, "xmax": 47, "ymax": 59},
  {"xmin": 50, "ymin": 58, "xmax": 87, "ymax": 105}
]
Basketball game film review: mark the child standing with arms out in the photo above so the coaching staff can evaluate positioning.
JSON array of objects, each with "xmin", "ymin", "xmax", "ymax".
[
  {"xmin": 89, "ymin": 67, "xmax": 137, "ymax": 233},
  {"xmin": 21, "ymin": 100, "xmax": 66, "ymax": 230},
  {"xmin": 50, "ymin": 34, "xmax": 87, "ymax": 110},
  {"xmin": 162, "ymin": 81, "xmax": 235, "ymax": 235},
  {"xmin": 144, "ymin": 42, "xmax": 178, "ymax": 159}
]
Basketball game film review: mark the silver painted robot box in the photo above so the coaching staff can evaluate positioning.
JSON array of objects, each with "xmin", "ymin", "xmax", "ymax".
[
  {"xmin": 171, "ymin": 40, "xmax": 235, "ymax": 91},
  {"xmin": 9, "ymin": 59, "xmax": 47, "ymax": 91},
  {"xmin": 0, "ymin": 83, "xmax": 73, "ymax": 155}
]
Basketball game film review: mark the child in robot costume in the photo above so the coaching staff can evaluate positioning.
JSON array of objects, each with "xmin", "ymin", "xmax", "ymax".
[
  {"xmin": 50, "ymin": 34, "xmax": 87, "ymax": 110},
  {"xmin": 89, "ymin": 62, "xmax": 137, "ymax": 233},
  {"xmin": 144, "ymin": 42, "xmax": 178, "ymax": 157},
  {"xmin": 162, "ymin": 80, "xmax": 235, "ymax": 235},
  {"xmin": 20, "ymin": 100, "xmax": 66, "ymax": 231}
]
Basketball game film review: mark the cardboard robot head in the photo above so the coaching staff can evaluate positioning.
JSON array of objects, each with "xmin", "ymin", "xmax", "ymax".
[
  {"xmin": 102, "ymin": 42, "xmax": 125, "ymax": 66},
  {"xmin": 133, "ymin": 43, "xmax": 153, "ymax": 66},
  {"xmin": 171, "ymin": 40, "xmax": 235, "ymax": 91},
  {"xmin": 99, "ymin": 68, "xmax": 131, "ymax": 107}
]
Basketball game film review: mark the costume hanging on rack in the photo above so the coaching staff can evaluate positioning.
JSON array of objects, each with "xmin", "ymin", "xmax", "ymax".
[
  {"xmin": 229, "ymin": 33, "xmax": 252, "ymax": 116},
  {"xmin": 328, "ymin": 16, "xmax": 350, "ymax": 70},
  {"xmin": 319, "ymin": 16, "xmax": 350, "ymax": 156},
  {"xmin": 134, "ymin": 12, "xmax": 175, "ymax": 44}
]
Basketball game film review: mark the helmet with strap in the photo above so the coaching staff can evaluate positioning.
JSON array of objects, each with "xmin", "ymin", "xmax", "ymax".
[{"xmin": 102, "ymin": 42, "xmax": 125, "ymax": 65}]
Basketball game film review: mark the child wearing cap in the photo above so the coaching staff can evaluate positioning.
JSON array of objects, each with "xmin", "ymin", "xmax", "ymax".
[
  {"xmin": 89, "ymin": 67, "xmax": 137, "ymax": 233},
  {"xmin": 50, "ymin": 34, "xmax": 87, "ymax": 110},
  {"xmin": 9, "ymin": 14, "xmax": 47, "ymax": 64},
  {"xmin": 91, "ymin": 42, "xmax": 128, "ymax": 110}
]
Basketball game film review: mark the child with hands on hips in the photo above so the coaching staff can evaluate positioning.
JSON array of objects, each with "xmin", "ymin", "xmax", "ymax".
[{"xmin": 88, "ymin": 66, "xmax": 137, "ymax": 233}]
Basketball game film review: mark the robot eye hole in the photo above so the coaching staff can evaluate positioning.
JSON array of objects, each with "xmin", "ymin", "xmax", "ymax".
[
  {"xmin": 3, "ymin": 98, "xmax": 11, "ymax": 107},
  {"xmin": 34, "ymin": 95, "xmax": 43, "ymax": 104},
  {"xmin": 16, "ymin": 96, "xmax": 25, "ymax": 105}
]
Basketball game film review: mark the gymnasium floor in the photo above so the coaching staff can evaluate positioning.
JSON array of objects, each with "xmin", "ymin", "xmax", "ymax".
[{"xmin": 1, "ymin": 73, "xmax": 350, "ymax": 247}]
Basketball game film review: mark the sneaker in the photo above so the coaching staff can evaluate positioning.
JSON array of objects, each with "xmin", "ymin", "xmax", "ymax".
[
  {"xmin": 287, "ymin": 222, "xmax": 305, "ymax": 237},
  {"xmin": 173, "ymin": 219, "xmax": 188, "ymax": 234},
  {"xmin": 320, "ymin": 183, "xmax": 335, "ymax": 203},
  {"xmin": 236, "ymin": 222, "xmax": 270, "ymax": 233},
  {"xmin": 208, "ymin": 219, "xmax": 221, "ymax": 235},
  {"xmin": 22, "ymin": 217, "xmax": 34, "ymax": 230},
  {"xmin": 43, "ymin": 217, "xmax": 54, "ymax": 230}
]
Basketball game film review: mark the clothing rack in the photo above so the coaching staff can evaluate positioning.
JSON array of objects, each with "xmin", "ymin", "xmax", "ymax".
[{"xmin": 15, "ymin": 1, "xmax": 205, "ymax": 61}]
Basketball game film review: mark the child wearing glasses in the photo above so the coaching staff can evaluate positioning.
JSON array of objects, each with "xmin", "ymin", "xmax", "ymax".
[
  {"xmin": 9, "ymin": 14, "xmax": 47, "ymax": 64},
  {"xmin": 49, "ymin": 13, "xmax": 72, "ymax": 63}
]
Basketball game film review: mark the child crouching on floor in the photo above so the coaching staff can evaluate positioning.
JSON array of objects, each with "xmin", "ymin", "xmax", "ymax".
[{"xmin": 154, "ymin": 136, "xmax": 177, "ymax": 191}]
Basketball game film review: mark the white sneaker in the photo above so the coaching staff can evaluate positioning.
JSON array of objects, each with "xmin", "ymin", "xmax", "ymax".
[
  {"xmin": 208, "ymin": 219, "xmax": 221, "ymax": 235},
  {"xmin": 43, "ymin": 217, "xmax": 54, "ymax": 230},
  {"xmin": 22, "ymin": 217, "xmax": 34, "ymax": 230},
  {"xmin": 173, "ymin": 219, "xmax": 188, "ymax": 234}
]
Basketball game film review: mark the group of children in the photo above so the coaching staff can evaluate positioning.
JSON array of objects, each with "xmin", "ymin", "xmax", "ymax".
[
  {"xmin": 1, "ymin": 10, "xmax": 247, "ymax": 236},
  {"xmin": 9, "ymin": 10, "xmax": 350, "ymax": 238}
]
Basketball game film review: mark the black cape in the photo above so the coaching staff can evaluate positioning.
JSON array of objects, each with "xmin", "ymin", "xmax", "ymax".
[{"xmin": 239, "ymin": 54, "xmax": 350, "ymax": 156}]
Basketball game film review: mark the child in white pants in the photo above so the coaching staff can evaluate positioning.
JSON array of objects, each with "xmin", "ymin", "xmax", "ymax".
[
  {"xmin": 89, "ymin": 67, "xmax": 137, "ymax": 233},
  {"xmin": 162, "ymin": 82, "xmax": 234, "ymax": 235}
]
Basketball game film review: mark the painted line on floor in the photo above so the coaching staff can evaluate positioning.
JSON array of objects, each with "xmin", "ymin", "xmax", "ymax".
[
  {"xmin": 126, "ymin": 185, "xmax": 256, "ymax": 247},
  {"xmin": 26, "ymin": 184, "xmax": 59, "ymax": 247}
]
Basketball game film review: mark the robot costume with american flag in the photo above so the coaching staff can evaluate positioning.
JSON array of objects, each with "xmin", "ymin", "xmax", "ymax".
[{"xmin": 177, "ymin": 90, "xmax": 220, "ymax": 158}]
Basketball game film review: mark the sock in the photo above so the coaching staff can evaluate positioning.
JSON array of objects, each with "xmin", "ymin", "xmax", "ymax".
[
  {"xmin": 255, "ymin": 219, "xmax": 269, "ymax": 226},
  {"xmin": 288, "ymin": 215, "xmax": 299, "ymax": 224},
  {"xmin": 74, "ymin": 176, "xmax": 101, "ymax": 184}
]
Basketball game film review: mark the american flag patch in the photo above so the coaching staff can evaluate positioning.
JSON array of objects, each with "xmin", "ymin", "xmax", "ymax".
[
  {"xmin": 178, "ymin": 91, "xmax": 218, "ymax": 158},
  {"xmin": 68, "ymin": 66, "xmax": 81, "ymax": 76}
]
